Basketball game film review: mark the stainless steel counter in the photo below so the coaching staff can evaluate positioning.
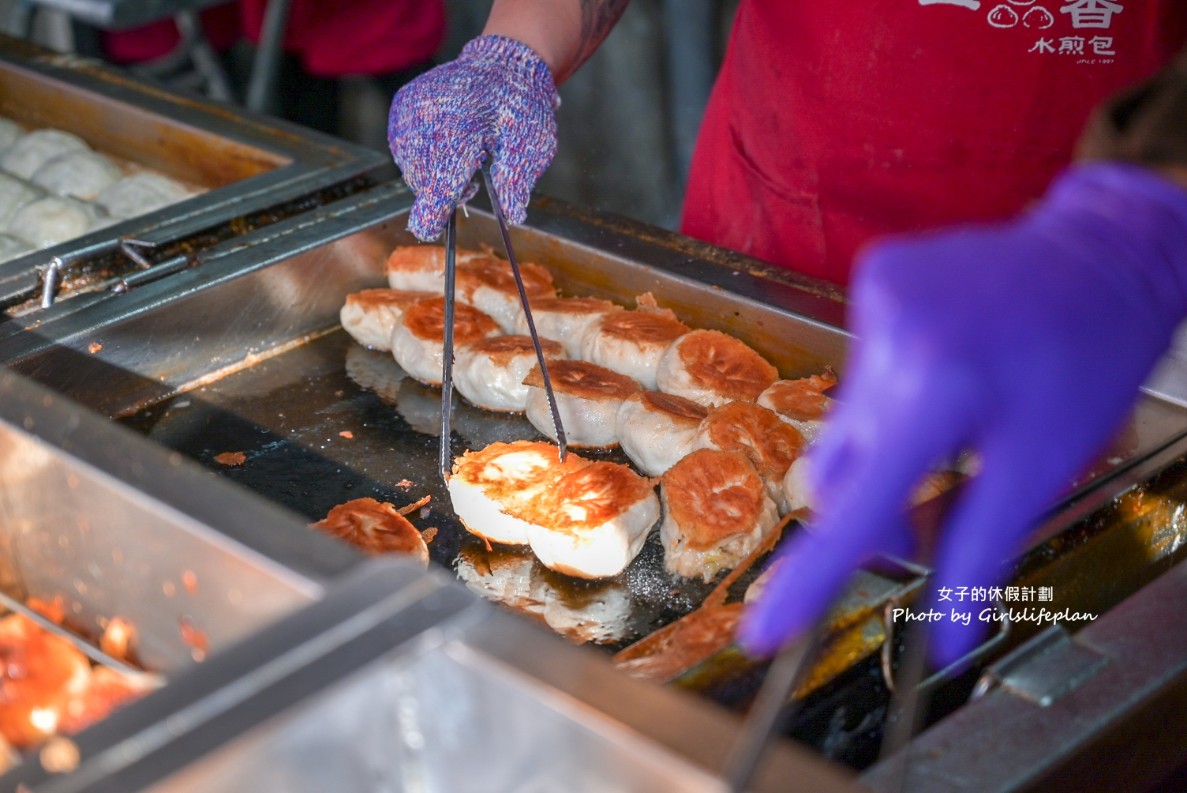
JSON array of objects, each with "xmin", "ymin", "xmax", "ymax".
[{"xmin": 1, "ymin": 174, "xmax": 1185, "ymax": 789}]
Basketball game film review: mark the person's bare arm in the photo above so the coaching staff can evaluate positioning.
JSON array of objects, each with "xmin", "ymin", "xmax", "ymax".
[{"xmin": 483, "ymin": 0, "xmax": 631, "ymax": 84}]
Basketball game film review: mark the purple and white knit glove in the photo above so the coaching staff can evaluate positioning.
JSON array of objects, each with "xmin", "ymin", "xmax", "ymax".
[{"xmin": 388, "ymin": 35, "xmax": 559, "ymax": 241}]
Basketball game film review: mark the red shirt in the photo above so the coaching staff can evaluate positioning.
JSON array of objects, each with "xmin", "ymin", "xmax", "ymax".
[
  {"xmin": 105, "ymin": 1, "xmax": 443, "ymax": 78},
  {"xmin": 681, "ymin": 1, "xmax": 1187, "ymax": 286},
  {"xmin": 238, "ymin": 0, "xmax": 444, "ymax": 77}
]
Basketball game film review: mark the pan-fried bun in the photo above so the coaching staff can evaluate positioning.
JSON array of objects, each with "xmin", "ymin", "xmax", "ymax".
[
  {"xmin": 697, "ymin": 402, "xmax": 804, "ymax": 512},
  {"xmin": 523, "ymin": 359, "xmax": 640, "ymax": 448},
  {"xmin": 312, "ymin": 497, "xmax": 429, "ymax": 565},
  {"xmin": 340, "ymin": 288, "xmax": 435, "ymax": 351},
  {"xmin": 448, "ymin": 441, "xmax": 590, "ymax": 546},
  {"xmin": 757, "ymin": 371, "xmax": 838, "ymax": 445},
  {"xmin": 514, "ymin": 296, "xmax": 623, "ymax": 358},
  {"xmin": 385, "ymin": 244, "xmax": 490, "ymax": 292},
  {"xmin": 390, "ymin": 297, "xmax": 500, "ymax": 386},
  {"xmin": 456, "ymin": 256, "xmax": 556, "ymax": 333},
  {"xmin": 656, "ymin": 330, "xmax": 778, "ymax": 407},
  {"xmin": 454, "ymin": 334, "xmax": 565, "ymax": 412},
  {"xmin": 580, "ymin": 306, "xmax": 690, "ymax": 390},
  {"xmin": 521, "ymin": 461, "xmax": 659, "ymax": 579},
  {"xmin": 616, "ymin": 390, "xmax": 708, "ymax": 476},
  {"xmin": 660, "ymin": 449, "xmax": 779, "ymax": 582}
]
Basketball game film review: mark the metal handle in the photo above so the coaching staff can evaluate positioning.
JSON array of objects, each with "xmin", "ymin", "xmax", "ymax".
[
  {"xmin": 39, "ymin": 256, "xmax": 63, "ymax": 309},
  {"xmin": 722, "ymin": 616, "xmax": 830, "ymax": 792}
]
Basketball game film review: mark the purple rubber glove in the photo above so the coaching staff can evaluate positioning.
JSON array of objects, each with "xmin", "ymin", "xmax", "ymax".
[
  {"xmin": 388, "ymin": 35, "xmax": 559, "ymax": 241},
  {"xmin": 739, "ymin": 163, "xmax": 1187, "ymax": 668}
]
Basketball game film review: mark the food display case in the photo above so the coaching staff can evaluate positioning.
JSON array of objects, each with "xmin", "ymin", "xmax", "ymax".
[
  {"xmin": 0, "ymin": 33, "xmax": 385, "ymax": 327},
  {"xmin": 3, "ymin": 30, "xmax": 1187, "ymax": 793}
]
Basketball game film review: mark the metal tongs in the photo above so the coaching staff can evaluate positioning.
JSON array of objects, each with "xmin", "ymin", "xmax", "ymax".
[
  {"xmin": 437, "ymin": 168, "xmax": 568, "ymax": 483},
  {"xmin": 723, "ymin": 590, "xmax": 936, "ymax": 792},
  {"xmin": 724, "ymin": 484, "xmax": 987, "ymax": 789}
]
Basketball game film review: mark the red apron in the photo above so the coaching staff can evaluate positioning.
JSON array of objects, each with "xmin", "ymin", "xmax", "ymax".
[{"xmin": 681, "ymin": 0, "xmax": 1187, "ymax": 286}]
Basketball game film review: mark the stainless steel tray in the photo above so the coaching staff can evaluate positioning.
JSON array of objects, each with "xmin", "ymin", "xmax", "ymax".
[
  {"xmin": 19, "ymin": 500, "xmax": 1187, "ymax": 793},
  {"xmin": 0, "ymin": 365, "xmax": 362, "ymax": 785},
  {"xmin": 2, "ymin": 180, "xmax": 846, "ymax": 405},
  {"xmin": 0, "ymin": 34, "xmax": 385, "ymax": 314},
  {"xmin": 6, "ymin": 559, "xmax": 861, "ymax": 793}
]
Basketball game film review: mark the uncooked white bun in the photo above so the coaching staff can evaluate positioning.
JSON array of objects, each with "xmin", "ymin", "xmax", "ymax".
[
  {"xmin": 7, "ymin": 196, "xmax": 101, "ymax": 248},
  {"xmin": 32, "ymin": 149, "xmax": 122, "ymax": 201},
  {"xmin": 96, "ymin": 172, "xmax": 193, "ymax": 218},
  {"xmin": 0, "ymin": 129, "xmax": 88, "ymax": 180},
  {"xmin": 0, "ymin": 174, "xmax": 42, "ymax": 226},
  {"xmin": 0, "ymin": 119, "xmax": 22, "ymax": 150},
  {"xmin": 0, "ymin": 233, "xmax": 31, "ymax": 263}
]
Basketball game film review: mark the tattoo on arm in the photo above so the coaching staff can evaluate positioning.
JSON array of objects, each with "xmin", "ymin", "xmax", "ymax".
[{"xmin": 572, "ymin": 0, "xmax": 631, "ymax": 73}]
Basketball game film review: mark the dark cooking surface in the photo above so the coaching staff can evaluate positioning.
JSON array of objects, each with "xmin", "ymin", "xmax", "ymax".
[{"xmin": 118, "ymin": 329, "xmax": 728, "ymax": 653}]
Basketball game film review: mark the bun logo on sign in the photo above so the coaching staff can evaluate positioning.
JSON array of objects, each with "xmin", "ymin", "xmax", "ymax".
[{"xmin": 918, "ymin": 0, "xmax": 1124, "ymax": 64}]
